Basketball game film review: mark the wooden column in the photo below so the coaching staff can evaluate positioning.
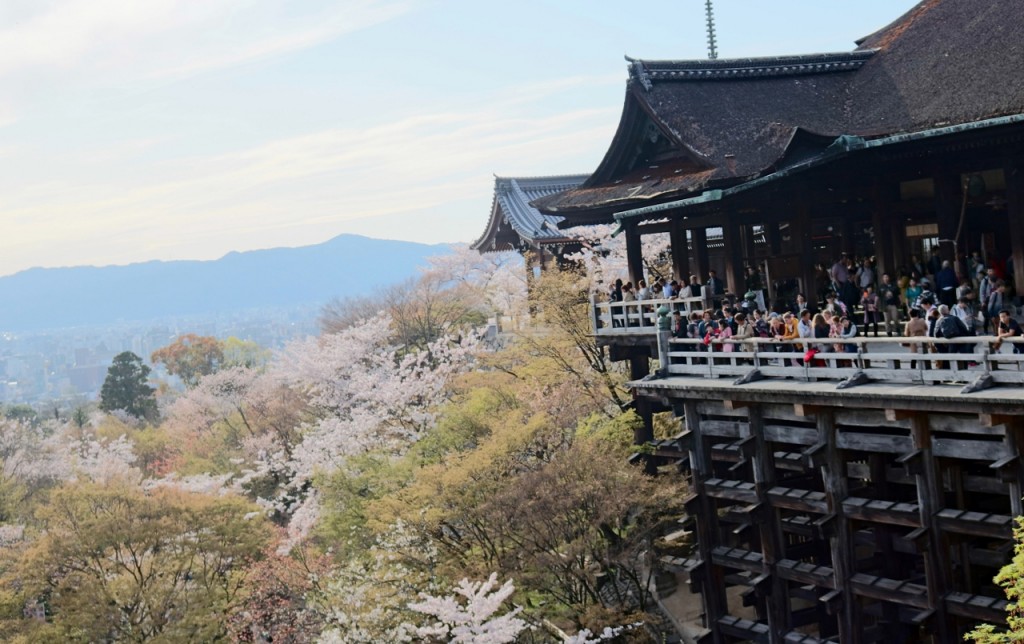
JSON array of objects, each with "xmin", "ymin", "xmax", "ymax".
[
  {"xmin": 742, "ymin": 222, "xmax": 758, "ymax": 260},
  {"xmin": 841, "ymin": 217, "xmax": 857, "ymax": 257},
  {"xmin": 871, "ymin": 180, "xmax": 898, "ymax": 279},
  {"xmin": 693, "ymin": 227, "xmax": 710, "ymax": 284},
  {"xmin": 795, "ymin": 189, "xmax": 817, "ymax": 300},
  {"xmin": 890, "ymin": 218, "xmax": 909, "ymax": 275},
  {"xmin": 907, "ymin": 412, "xmax": 954, "ymax": 642},
  {"xmin": 723, "ymin": 211, "xmax": 745, "ymax": 296},
  {"xmin": 766, "ymin": 220, "xmax": 783, "ymax": 256},
  {"xmin": 815, "ymin": 407, "xmax": 861, "ymax": 644},
  {"xmin": 935, "ymin": 172, "xmax": 961, "ymax": 262},
  {"xmin": 746, "ymin": 404, "xmax": 790, "ymax": 640},
  {"xmin": 1004, "ymin": 156, "xmax": 1024, "ymax": 290},
  {"xmin": 684, "ymin": 400, "xmax": 728, "ymax": 643},
  {"xmin": 670, "ymin": 218, "xmax": 691, "ymax": 283},
  {"xmin": 624, "ymin": 221, "xmax": 645, "ymax": 286}
]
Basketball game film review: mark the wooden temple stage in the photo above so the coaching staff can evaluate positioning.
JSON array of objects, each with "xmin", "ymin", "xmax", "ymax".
[
  {"xmin": 615, "ymin": 322, "xmax": 1024, "ymax": 642},
  {"xmin": 471, "ymin": 1, "xmax": 1024, "ymax": 641}
]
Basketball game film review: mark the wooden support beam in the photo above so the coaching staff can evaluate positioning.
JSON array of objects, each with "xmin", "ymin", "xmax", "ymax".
[
  {"xmin": 819, "ymin": 408, "xmax": 861, "ymax": 643},
  {"xmin": 723, "ymin": 211, "xmax": 745, "ymax": 297},
  {"xmin": 722, "ymin": 399, "xmax": 751, "ymax": 412},
  {"xmin": 684, "ymin": 401, "xmax": 728, "ymax": 644},
  {"xmin": 1005, "ymin": 155, "xmax": 1024, "ymax": 290},
  {"xmin": 885, "ymin": 408, "xmax": 916, "ymax": 422},
  {"xmin": 746, "ymin": 404, "xmax": 791, "ymax": 640},
  {"xmin": 670, "ymin": 219, "xmax": 691, "ymax": 284},
  {"xmin": 795, "ymin": 188, "xmax": 817, "ymax": 301},
  {"xmin": 793, "ymin": 404, "xmax": 824, "ymax": 418},
  {"xmin": 871, "ymin": 180, "xmax": 898, "ymax": 280},
  {"xmin": 909, "ymin": 414, "xmax": 954, "ymax": 641},
  {"xmin": 934, "ymin": 172, "xmax": 961, "ymax": 263},
  {"xmin": 979, "ymin": 413, "xmax": 1015, "ymax": 428},
  {"xmin": 624, "ymin": 221, "xmax": 644, "ymax": 286},
  {"xmin": 692, "ymin": 227, "xmax": 710, "ymax": 287}
]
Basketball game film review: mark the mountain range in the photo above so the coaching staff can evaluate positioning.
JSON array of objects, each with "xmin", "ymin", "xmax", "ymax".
[{"xmin": 0, "ymin": 235, "xmax": 450, "ymax": 332}]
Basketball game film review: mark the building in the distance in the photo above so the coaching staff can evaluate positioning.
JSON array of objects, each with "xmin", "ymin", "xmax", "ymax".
[{"xmin": 472, "ymin": 174, "xmax": 589, "ymax": 275}]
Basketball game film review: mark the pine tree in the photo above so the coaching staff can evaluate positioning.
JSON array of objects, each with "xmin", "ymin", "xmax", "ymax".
[{"xmin": 99, "ymin": 351, "xmax": 157, "ymax": 421}]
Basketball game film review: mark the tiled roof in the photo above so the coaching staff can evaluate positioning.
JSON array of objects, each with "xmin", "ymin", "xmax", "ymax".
[
  {"xmin": 627, "ymin": 51, "xmax": 874, "ymax": 86},
  {"xmin": 536, "ymin": 0, "xmax": 1024, "ymax": 220},
  {"xmin": 471, "ymin": 175, "xmax": 589, "ymax": 251}
]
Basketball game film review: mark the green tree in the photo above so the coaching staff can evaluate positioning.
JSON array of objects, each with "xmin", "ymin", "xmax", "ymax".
[
  {"xmin": 151, "ymin": 334, "xmax": 225, "ymax": 388},
  {"xmin": 221, "ymin": 336, "xmax": 270, "ymax": 369},
  {"xmin": 11, "ymin": 483, "xmax": 270, "ymax": 642},
  {"xmin": 967, "ymin": 516, "xmax": 1024, "ymax": 641},
  {"xmin": 99, "ymin": 352, "xmax": 157, "ymax": 421}
]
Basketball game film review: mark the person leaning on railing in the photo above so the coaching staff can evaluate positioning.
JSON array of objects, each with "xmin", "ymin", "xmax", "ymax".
[{"xmin": 995, "ymin": 308, "xmax": 1023, "ymax": 354}]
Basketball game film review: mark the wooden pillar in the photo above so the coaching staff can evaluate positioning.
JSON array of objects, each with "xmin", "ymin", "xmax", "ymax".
[
  {"xmin": 935, "ymin": 172, "xmax": 961, "ymax": 262},
  {"xmin": 841, "ymin": 217, "xmax": 857, "ymax": 257},
  {"xmin": 908, "ymin": 412, "xmax": 954, "ymax": 642},
  {"xmin": 684, "ymin": 400, "xmax": 728, "ymax": 643},
  {"xmin": 766, "ymin": 220, "xmax": 783, "ymax": 256},
  {"xmin": 747, "ymin": 404, "xmax": 790, "ymax": 640},
  {"xmin": 816, "ymin": 407, "xmax": 861, "ymax": 644},
  {"xmin": 872, "ymin": 181, "xmax": 898, "ymax": 279},
  {"xmin": 693, "ymin": 227, "xmax": 710, "ymax": 284},
  {"xmin": 890, "ymin": 218, "xmax": 909, "ymax": 275},
  {"xmin": 795, "ymin": 189, "xmax": 817, "ymax": 300},
  {"xmin": 1004, "ymin": 156, "xmax": 1024, "ymax": 290},
  {"xmin": 624, "ymin": 222, "xmax": 644, "ymax": 286},
  {"xmin": 742, "ymin": 222, "xmax": 757, "ymax": 260},
  {"xmin": 723, "ymin": 211, "xmax": 745, "ymax": 296},
  {"xmin": 524, "ymin": 249, "xmax": 538, "ymax": 314},
  {"xmin": 670, "ymin": 218, "xmax": 691, "ymax": 284}
]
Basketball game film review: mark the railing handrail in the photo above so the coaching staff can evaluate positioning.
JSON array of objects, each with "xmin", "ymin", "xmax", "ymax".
[{"xmin": 656, "ymin": 333, "xmax": 1024, "ymax": 391}]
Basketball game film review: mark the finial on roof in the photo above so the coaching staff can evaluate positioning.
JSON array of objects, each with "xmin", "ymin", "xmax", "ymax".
[{"xmin": 705, "ymin": 0, "xmax": 718, "ymax": 60}]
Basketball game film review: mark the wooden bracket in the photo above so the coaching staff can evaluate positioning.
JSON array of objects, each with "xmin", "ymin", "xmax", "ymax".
[
  {"xmin": 723, "ymin": 399, "xmax": 751, "ymax": 411},
  {"xmin": 794, "ymin": 403, "xmax": 825, "ymax": 417},
  {"xmin": 980, "ymin": 413, "xmax": 1016, "ymax": 428},
  {"xmin": 885, "ymin": 408, "xmax": 917, "ymax": 422},
  {"xmin": 897, "ymin": 448, "xmax": 925, "ymax": 475}
]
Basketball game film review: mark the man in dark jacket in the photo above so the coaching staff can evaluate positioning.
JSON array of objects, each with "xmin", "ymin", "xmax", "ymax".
[{"xmin": 935, "ymin": 304, "xmax": 971, "ymax": 371}]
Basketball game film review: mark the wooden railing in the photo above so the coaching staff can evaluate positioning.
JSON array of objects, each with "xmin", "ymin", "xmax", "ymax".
[
  {"xmin": 590, "ymin": 295, "xmax": 707, "ymax": 335},
  {"xmin": 660, "ymin": 336, "xmax": 1024, "ymax": 391}
]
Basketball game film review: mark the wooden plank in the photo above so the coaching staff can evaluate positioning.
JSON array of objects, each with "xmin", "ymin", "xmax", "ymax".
[
  {"xmin": 764, "ymin": 424, "xmax": 820, "ymax": 446},
  {"xmin": 849, "ymin": 573, "xmax": 931, "ymax": 609},
  {"xmin": 711, "ymin": 546, "xmax": 766, "ymax": 574},
  {"xmin": 836, "ymin": 409, "xmax": 909, "ymax": 429},
  {"xmin": 842, "ymin": 497, "xmax": 922, "ymax": 528},
  {"xmin": 767, "ymin": 486, "xmax": 829, "ymax": 514},
  {"xmin": 836, "ymin": 431, "xmax": 914, "ymax": 454},
  {"xmin": 776, "ymin": 559, "xmax": 837, "ymax": 589},
  {"xmin": 699, "ymin": 420, "xmax": 745, "ymax": 438},
  {"xmin": 935, "ymin": 508, "xmax": 1014, "ymax": 539},
  {"xmin": 932, "ymin": 437, "xmax": 1012, "ymax": 461},
  {"xmin": 945, "ymin": 592, "xmax": 1009, "ymax": 625}
]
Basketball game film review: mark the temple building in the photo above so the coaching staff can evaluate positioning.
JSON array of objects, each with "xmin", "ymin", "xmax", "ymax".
[
  {"xmin": 532, "ymin": 1, "xmax": 1024, "ymax": 300},
  {"xmin": 478, "ymin": 1, "xmax": 1024, "ymax": 641},
  {"xmin": 472, "ymin": 174, "xmax": 589, "ymax": 275}
]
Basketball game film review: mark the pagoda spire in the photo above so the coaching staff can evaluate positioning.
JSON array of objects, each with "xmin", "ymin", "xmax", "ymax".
[{"xmin": 705, "ymin": 0, "xmax": 718, "ymax": 60}]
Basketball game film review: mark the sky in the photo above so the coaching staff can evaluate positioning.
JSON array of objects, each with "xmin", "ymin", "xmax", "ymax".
[{"xmin": 0, "ymin": 0, "xmax": 921, "ymax": 277}]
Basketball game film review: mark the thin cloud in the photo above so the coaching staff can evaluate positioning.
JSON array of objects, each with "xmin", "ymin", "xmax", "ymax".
[{"xmin": 0, "ymin": 82, "xmax": 617, "ymax": 274}]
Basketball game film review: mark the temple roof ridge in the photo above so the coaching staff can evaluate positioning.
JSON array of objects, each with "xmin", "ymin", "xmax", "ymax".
[{"xmin": 626, "ymin": 50, "xmax": 875, "ymax": 86}]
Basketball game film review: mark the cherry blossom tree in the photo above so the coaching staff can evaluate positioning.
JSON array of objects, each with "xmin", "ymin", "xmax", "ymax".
[
  {"xmin": 407, "ymin": 573, "xmax": 526, "ymax": 643},
  {"xmin": 563, "ymin": 225, "xmax": 672, "ymax": 292}
]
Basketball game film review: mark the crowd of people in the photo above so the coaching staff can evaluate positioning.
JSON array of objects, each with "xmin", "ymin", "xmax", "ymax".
[{"xmin": 608, "ymin": 248, "xmax": 1024, "ymax": 360}]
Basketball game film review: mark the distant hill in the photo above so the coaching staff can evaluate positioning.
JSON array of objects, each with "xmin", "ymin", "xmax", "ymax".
[{"xmin": 0, "ymin": 235, "xmax": 450, "ymax": 332}]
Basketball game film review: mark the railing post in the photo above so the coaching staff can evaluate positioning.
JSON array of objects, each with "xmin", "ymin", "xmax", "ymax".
[{"xmin": 589, "ymin": 294, "xmax": 600, "ymax": 335}]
